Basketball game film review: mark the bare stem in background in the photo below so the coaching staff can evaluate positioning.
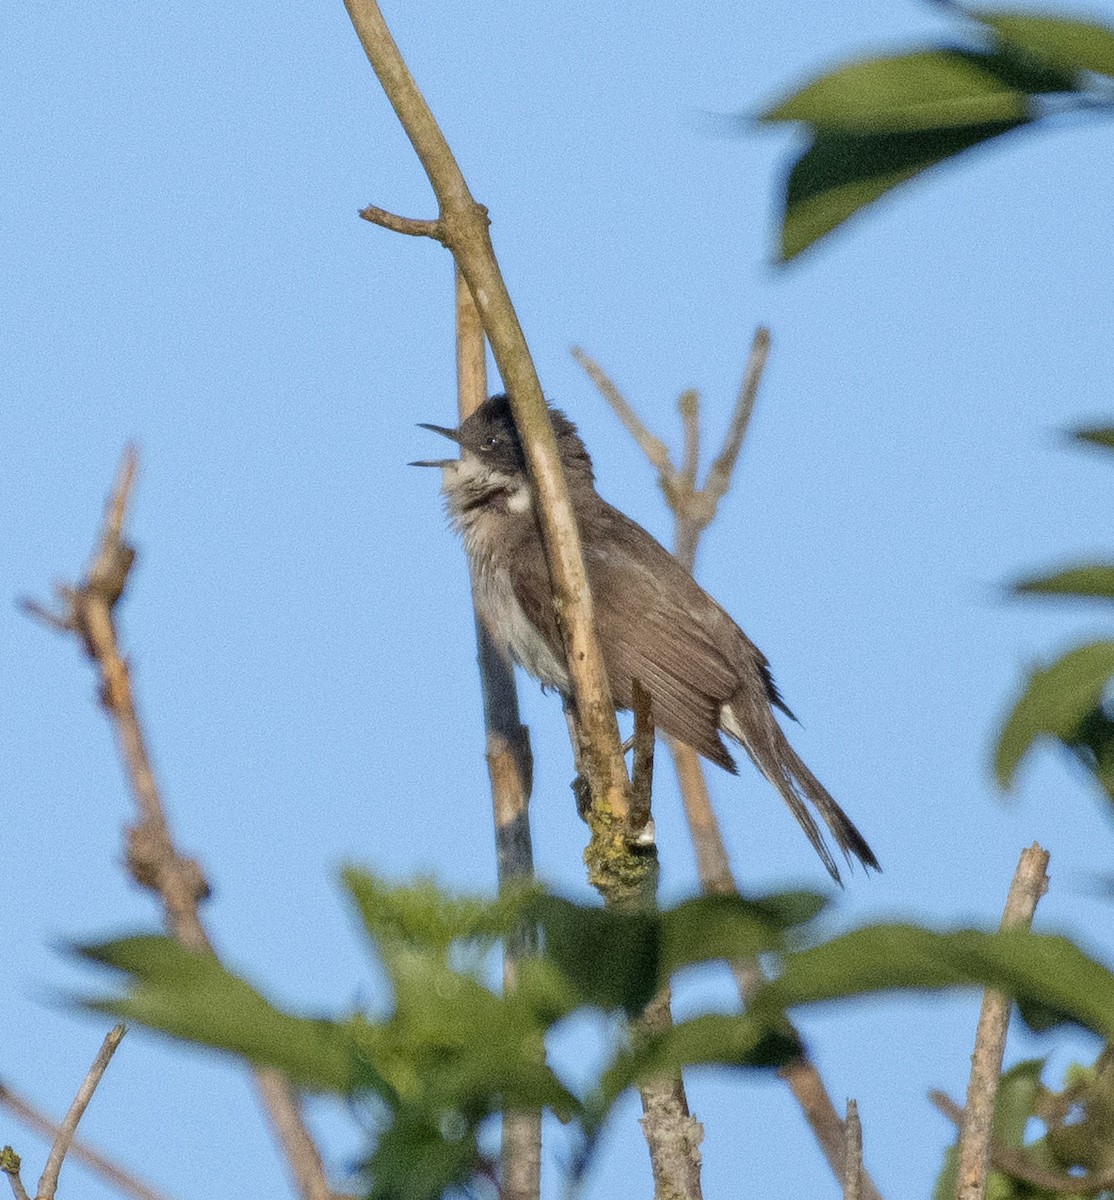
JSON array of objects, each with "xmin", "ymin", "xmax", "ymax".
[
  {"xmin": 932, "ymin": 1083, "xmax": 1114, "ymax": 1194},
  {"xmin": 843, "ymin": 1099, "xmax": 863, "ymax": 1200},
  {"xmin": 23, "ymin": 453, "xmax": 335, "ymax": 1200},
  {"xmin": 0, "ymin": 1081, "xmax": 172, "ymax": 1200},
  {"xmin": 36, "ymin": 1025, "xmax": 126, "ymax": 1200},
  {"xmin": 956, "ymin": 844, "xmax": 1050, "ymax": 1200},
  {"xmin": 456, "ymin": 270, "xmax": 542, "ymax": 1200},
  {"xmin": 576, "ymin": 331, "xmax": 885, "ymax": 1200}
]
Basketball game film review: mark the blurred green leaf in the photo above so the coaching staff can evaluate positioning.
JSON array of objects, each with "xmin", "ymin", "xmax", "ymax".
[
  {"xmin": 1015, "ymin": 565, "xmax": 1114, "ymax": 599},
  {"xmin": 1074, "ymin": 425, "xmax": 1114, "ymax": 451},
  {"xmin": 342, "ymin": 866, "xmax": 534, "ymax": 960},
  {"xmin": 531, "ymin": 894, "xmax": 660, "ymax": 1016},
  {"xmin": 755, "ymin": 924, "xmax": 1114, "ymax": 1040},
  {"xmin": 995, "ymin": 641, "xmax": 1114, "ymax": 788},
  {"xmin": 659, "ymin": 891, "xmax": 825, "ymax": 976},
  {"xmin": 762, "ymin": 48, "xmax": 1070, "ymax": 131},
  {"xmin": 778, "ymin": 120, "xmax": 1025, "ymax": 259},
  {"xmin": 974, "ymin": 10, "xmax": 1114, "ymax": 78},
  {"xmin": 77, "ymin": 936, "xmax": 375, "ymax": 1094}
]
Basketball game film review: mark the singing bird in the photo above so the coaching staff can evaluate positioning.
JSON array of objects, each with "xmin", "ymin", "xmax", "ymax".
[{"xmin": 414, "ymin": 393, "xmax": 878, "ymax": 883}]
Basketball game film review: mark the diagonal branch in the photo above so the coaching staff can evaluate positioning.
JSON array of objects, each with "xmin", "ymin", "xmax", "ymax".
[
  {"xmin": 37, "ymin": 1025, "xmax": 127, "ymax": 1200},
  {"xmin": 23, "ymin": 453, "xmax": 335, "ymax": 1200},
  {"xmin": 0, "ymin": 1081, "xmax": 173, "ymax": 1200},
  {"xmin": 345, "ymin": 0, "xmax": 633, "ymax": 855}
]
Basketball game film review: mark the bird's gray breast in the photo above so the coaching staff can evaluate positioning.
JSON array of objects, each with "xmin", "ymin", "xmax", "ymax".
[{"xmin": 473, "ymin": 564, "xmax": 571, "ymax": 694}]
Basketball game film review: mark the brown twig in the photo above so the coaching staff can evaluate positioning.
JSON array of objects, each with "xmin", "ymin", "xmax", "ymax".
[
  {"xmin": 358, "ymin": 206, "xmax": 444, "ymax": 240},
  {"xmin": 956, "ymin": 844, "xmax": 1051, "ymax": 1200},
  {"xmin": 36, "ymin": 1026, "xmax": 126, "ymax": 1200},
  {"xmin": 345, "ymin": 0, "xmax": 632, "ymax": 855},
  {"xmin": 456, "ymin": 270, "xmax": 542, "ymax": 1200},
  {"xmin": 0, "ymin": 1148, "xmax": 32, "ymax": 1200},
  {"xmin": 843, "ymin": 1099, "xmax": 863, "ymax": 1200},
  {"xmin": 24, "ymin": 452, "xmax": 334, "ymax": 1200},
  {"xmin": 0, "ymin": 1082, "xmax": 172, "ymax": 1200},
  {"xmin": 629, "ymin": 681, "xmax": 656, "ymax": 840},
  {"xmin": 932, "ymin": 1087, "xmax": 1114, "ymax": 1194},
  {"xmin": 579, "ymin": 333, "xmax": 885, "ymax": 1200}
]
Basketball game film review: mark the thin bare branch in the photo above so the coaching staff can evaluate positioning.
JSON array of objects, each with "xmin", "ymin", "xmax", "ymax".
[
  {"xmin": 37, "ymin": 1026, "xmax": 126, "ymax": 1200},
  {"xmin": 933, "ymin": 1088, "xmax": 1114, "ymax": 1194},
  {"xmin": 0, "ymin": 1148, "xmax": 32, "ymax": 1200},
  {"xmin": 843, "ymin": 1099, "xmax": 863, "ymax": 1200},
  {"xmin": 456, "ymin": 270, "xmax": 541, "ymax": 1200},
  {"xmin": 957, "ymin": 844, "xmax": 1050, "ymax": 1200},
  {"xmin": 677, "ymin": 390, "xmax": 701, "ymax": 490},
  {"xmin": 585, "ymin": 335, "xmax": 884, "ymax": 1200},
  {"xmin": 630, "ymin": 680, "xmax": 655, "ymax": 840},
  {"xmin": 25, "ymin": 453, "xmax": 333, "ymax": 1200},
  {"xmin": 703, "ymin": 328, "xmax": 770, "ymax": 511},
  {"xmin": 345, "ymin": 0, "xmax": 632, "ymax": 844},
  {"xmin": 358, "ymin": 206, "xmax": 444, "ymax": 240},
  {"xmin": 571, "ymin": 348, "xmax": 673, "ymax": 475},
  {"xmin": 0, "ymin": 1082, "xmax": 172, "ymax": 1200},
  {"xmin": 637, "ymin": 990, "xmax": 705, "ymax": 1200}
]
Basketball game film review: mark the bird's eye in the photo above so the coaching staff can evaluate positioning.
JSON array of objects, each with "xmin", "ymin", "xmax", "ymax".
[{"xmin": 483, "ymin": 434, "xmax": 501, "ymax": 450}]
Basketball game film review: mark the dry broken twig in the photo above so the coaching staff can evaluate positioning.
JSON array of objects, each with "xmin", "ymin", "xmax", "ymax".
[{"xmin": 23, "ymin": 450, "xmax": 334, "ymax": 1200}]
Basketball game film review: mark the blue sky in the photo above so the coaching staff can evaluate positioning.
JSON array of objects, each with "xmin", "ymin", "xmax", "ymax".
[{"xmin": 6, "ymin": 1, "xmax": 1114, "ymax": 1197}]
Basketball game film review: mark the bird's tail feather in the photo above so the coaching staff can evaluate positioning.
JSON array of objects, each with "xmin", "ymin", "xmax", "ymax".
[{"xmin": 721, "ymin": 703, "xmax": 880, "ymax": 885}]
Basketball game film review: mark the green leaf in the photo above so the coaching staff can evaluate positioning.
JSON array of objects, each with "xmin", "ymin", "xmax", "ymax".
[
  {"xmin": 530, "ymin": 894, "xmax": 660, "ymax": 1016},
  {"xmin": 995, "ymin": 641, "xmax": 1114, "ymax": 788},
  {"xmin": 589, "ymin": 1013, "xmax": 799, "ymax": 1135},
  {"xmin": 993, "ymin": 1058, "xmax": 1047, "ymax": 1146},
  {"xmin": 659, "ymin": 891, "xmax": 825, "ymax": 976},
  {"xmin": 1015, "ymin": 565, "xmax": 1114, "ymax": 599},
  {"xmin": 1073, "ymin": 425, "xmax": 1114, "ymax": 451},
  {"xmin": 755, "ymin": 924, "xmax": 1114, "ymax": 1040},
  {"xmin": 974, "ymin": 10, "xmax": 1114, "ymax": 79},
  {"xmin": 779, "ymin": 120, "xmax": 1026, "ymax": 260},
  {"xmin": 762, "ymin": 48, "xmax": 1072, "ymax": 131},
  {"xmin": 77, "ymin": 936, "xmax": 374, "ymax": 1093}
]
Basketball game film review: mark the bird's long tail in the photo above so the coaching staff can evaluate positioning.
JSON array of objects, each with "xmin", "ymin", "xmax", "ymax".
[{"xmin": 721, "ymin": 703, "xmax": 879, "ymax": 884}]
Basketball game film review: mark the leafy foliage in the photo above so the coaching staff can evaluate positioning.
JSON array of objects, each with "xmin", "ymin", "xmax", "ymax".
[
  {"xmin": 759, "ymin": 7, "xmax": 1114, "ymax": 258},
  {"xmin": 75, "ymin": 869, "xmax": 1114, "ymax": 1199},
  {"xmin": 996, "ymin": 433, "xmax": 1114, "ymax": 804}
]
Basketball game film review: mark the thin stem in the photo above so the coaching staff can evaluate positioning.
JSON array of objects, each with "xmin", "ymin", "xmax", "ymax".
[
  {"xmin": 36, "ymin": 1026, "xmax": 126, "ymax": 1200},
  {"xmin": 344, "ymin": 0, "xmax": 631, "ymax": 840},
  {"xmin": 956, "ymin": 844, "xmax": 1050, "ymax": 1200},
  {"xmin": 0, "ymin": 1083, "xmax": 172, "ymax": 1200},
  {"xmin": 456, "ymin": 270, "xmax": 541, "ymax": 1200},
  {"xmin": 24, "ymin": 454, "xmax": 332, "ymax": 1200}
]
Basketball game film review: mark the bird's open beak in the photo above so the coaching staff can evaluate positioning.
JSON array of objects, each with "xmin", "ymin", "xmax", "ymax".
[{"xmin": 410, "ymin": 421, "xmax": 461, "ymax": 468}]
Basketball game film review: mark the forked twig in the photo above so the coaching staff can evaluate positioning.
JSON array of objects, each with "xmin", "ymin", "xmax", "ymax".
[
  {"xmin": 576, "ymin": 331, "xmax": 885, "ymax": 1200},
  {"xmin": 23, "ymin": 452, "xmax": 333, "ymax": 1200}
]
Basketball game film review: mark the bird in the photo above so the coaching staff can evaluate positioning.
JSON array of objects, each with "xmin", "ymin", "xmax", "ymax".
[{"xmin": 412, "ymin": 392, "xmax": 879, "ymax": 883}]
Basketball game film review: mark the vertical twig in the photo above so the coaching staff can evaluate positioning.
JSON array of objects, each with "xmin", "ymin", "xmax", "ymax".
[
  {"xmin": 37, "ymin": 1026, "xmax": 126, "ymax": 1200},
  {"xmin": 23, "ymin": 456, "xmax": 333, "ymax": 1200},
  {"xmin": 956, "ymin": 844, "xmax": 1050, "ymax": 1200},
  {"xmin": 456, "ymin": 269, "xmax": 542, "ymax": 1200},
  {"xmin": 843, "ymin": 1099, "xmax": 863, "ymax": 1200}
]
